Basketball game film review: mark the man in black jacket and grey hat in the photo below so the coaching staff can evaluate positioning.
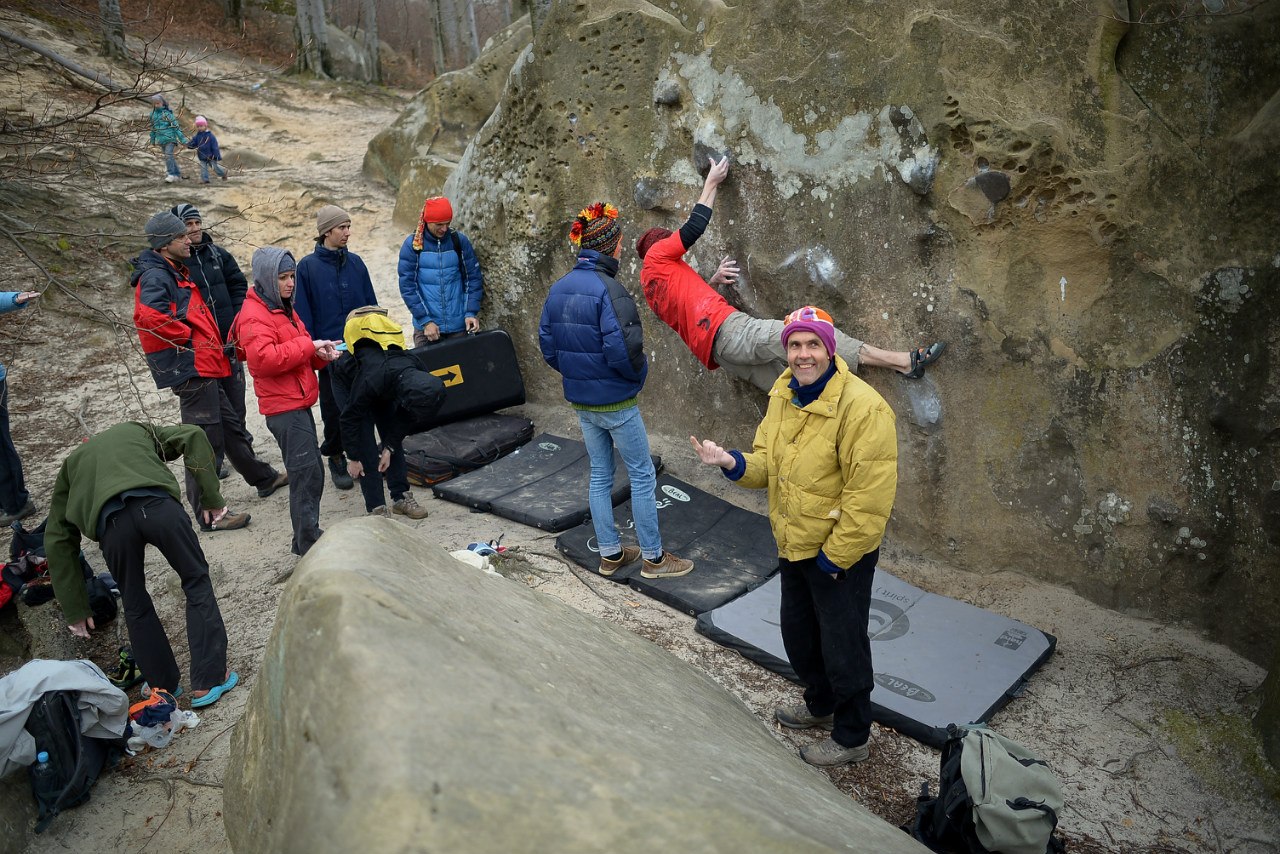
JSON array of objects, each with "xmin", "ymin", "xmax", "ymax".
[{"xmin": 170, "ymin": 203, "xmax": 272, "ymax": 484}]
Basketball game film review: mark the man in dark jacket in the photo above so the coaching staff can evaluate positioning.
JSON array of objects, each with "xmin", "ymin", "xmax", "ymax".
[
  {"xmin": 539, "ymin": 202, "xmax": 693, "ymax": 581},
  {"xmin": 295, "ymin": 205, "xmax": 378, "ymax": 492},
  {"xmin": 49, "ymin": 422, "xmax": 239, "ymax": 707},
  {"xmin": 132, "ymin": 211, "xmax": 284, "ymax": 529},
  {"xmin": 332, "ymin": 308, "xmax": 437, "ymax": 519},
  {"xmin": 170, "ymin": 202, "xmax": 265, "ymax": 479}
]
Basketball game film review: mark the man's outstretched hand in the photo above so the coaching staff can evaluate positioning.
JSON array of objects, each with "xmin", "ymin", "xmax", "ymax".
[{"xmin": 708, "ymin": 256, "xmax": 740, "ymax": 287}]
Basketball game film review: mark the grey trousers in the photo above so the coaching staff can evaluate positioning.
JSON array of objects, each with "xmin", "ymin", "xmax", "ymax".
[
  {"xmin": 266, "ymin": 409, "xmax": 325, "ymax": 556},
  {"xmin": 711, "ymin": 311, "xmax": 865, "ymax": 392}
]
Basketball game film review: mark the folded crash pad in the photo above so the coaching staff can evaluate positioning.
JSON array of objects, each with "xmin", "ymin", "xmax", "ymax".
[
  {"xmin": 695, "ymin": 570, "xmax": 1057, "ymax": 748},
  {"xmin": 556, "ymin": 475, "xmax": 778, "ymax": 616},
  {"xmin": 409, "ymin": 329, "xmax": 525, "ymax": 426},
  {"xmin": 432, "ymin": 433, "xmax": 661, "ymax": 532}
]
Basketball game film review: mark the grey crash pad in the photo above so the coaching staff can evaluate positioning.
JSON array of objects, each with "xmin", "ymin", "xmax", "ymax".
[
  {"xmin": 432, "ymin": 433, "xmax": 661, "ymax": 532},
  {"xmin": 695, "ymin": 570, "xmax": 1056, "ymax": 748}
]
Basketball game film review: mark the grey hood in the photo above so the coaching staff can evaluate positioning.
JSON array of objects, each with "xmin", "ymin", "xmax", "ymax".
[{"xmin": 251, "ymin": 247, "xmax": 294, "ymax": 311}]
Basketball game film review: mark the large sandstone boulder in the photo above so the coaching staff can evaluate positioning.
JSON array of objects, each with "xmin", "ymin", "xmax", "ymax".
[
  {"xmin": 224, "ymin": 519, "xmax": 925, "ymax": 853},
  {"xmin": 370, "ymin": 0, "xmax": 1279, "ymax": 661},
  {"xmin": 363, "ymin": 15, "xmax": 533, "ymax": 226}
]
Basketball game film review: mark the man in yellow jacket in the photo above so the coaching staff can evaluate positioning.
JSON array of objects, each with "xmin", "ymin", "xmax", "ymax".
[{"xmin": 692, "ymin": 305, "xmax": 897, "ymax": 766}]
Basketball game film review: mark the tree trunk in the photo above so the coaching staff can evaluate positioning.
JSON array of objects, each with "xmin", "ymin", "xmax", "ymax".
[
  {"xmin": 1258, "ymin": 645, "xmax": 1280, "ymax": 768},
  {"xmin": 294, "ymin": 0, "xmax": 331, "ymax": 78},
  {"xmin": 98, "ymin": 0, "xmax": 126, "ymax": 59},
  {"xmin": 222, "ymin": 0, "xmax": 243, "ymax": 25},
  {"xmin": 359, "ymin": 0, "xmax": 381, "ymax": 84},
  {"xmin": 432, "ymin": 0, "xmax": 480, "ymax": 73}
]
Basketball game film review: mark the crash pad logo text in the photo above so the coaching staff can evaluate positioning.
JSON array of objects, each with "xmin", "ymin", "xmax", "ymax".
[{"xmin": 874, "ymin": 673, "xmax": 936, "ymax": 702}]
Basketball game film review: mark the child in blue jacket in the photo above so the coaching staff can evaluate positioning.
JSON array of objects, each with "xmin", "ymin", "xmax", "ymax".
[{"xmin": 186, "ymin": 116, "xmax": 227, "ymax": 184}]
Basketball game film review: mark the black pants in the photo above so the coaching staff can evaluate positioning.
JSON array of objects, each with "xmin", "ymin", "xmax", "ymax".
[
  {"xmin": 779, "ymin": 549, "xmax": 877, "ymax": 749},
  {"xmin": 352, "ymin": 402, "xmax": 410, "ymax": 512},
  {"xmin": 99, "ymin": 495, "xmax": 227, "ymax": 693},
  {"xmin": 317, "ymin": 366, "xmax": 343, "ymax": 458},
  {"xmin": 0, "ymin": 378, "xmax": 29, "ymax": 514},
  {"xmin": 174, "ymin": 376, "xmax": 277, "ymax": 516},
  {"xmin": 217, "ymin": 361, "xmax": 255, "ymax": 467}
]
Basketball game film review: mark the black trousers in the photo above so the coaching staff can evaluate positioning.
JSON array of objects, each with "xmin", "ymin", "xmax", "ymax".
[
  {"xmin": 173, "ymin": 375, "xmax": 277, "ymax": 516},
  {"xmin": 217, "ymin": 361, "xmax": 255, "ymax": 467},
  {"xmin": 317, "ymin": 366, "xmax": 343, "ymax": 458},
  {"xmin": 779, "ymin": 549, "xmax": 877, "ymax": 749},
  {"xmin": 98, "ymin": 495, "xmax": 228, "ymax": 693}
]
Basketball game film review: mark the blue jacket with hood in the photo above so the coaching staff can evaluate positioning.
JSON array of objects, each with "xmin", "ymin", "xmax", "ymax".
[
  {"xmin": 538, "ymin": 250, "xmax": 647, "ymax": 407},
  {"xmin": 294, "ymin": 242, "xmax": 377, "ymax": 342},
  {"xmin": 397, "ymin": 229, "xmax": 484, "ymax": 335}
]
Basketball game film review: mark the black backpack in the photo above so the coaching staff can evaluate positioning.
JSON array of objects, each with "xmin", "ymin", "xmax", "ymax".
[
  {"xmin": 392, "ymin": 355, "xmax": 446, "ymax": 436},
  {"xmin": 906, "ymin": 724, "xmax": 1066, "ymax": 854},
  {"xmin": 24, "ymin": 690, "xmax": 127, "ymax": 833}
]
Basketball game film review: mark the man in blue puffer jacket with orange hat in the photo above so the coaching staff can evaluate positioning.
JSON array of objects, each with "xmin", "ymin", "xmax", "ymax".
[
  {"xmin": 397, "ymin": 195, "xmax": 485, "ymax": 348},
  {"xmin": 539, "ymin": 200, "xmax": 693, "ymax": 582}
]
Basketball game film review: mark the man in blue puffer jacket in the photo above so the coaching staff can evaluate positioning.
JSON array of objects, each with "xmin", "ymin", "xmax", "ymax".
[
  {"xmin": 397, "ymin": 196, "xmax": 484, "ymax": 347},
  {"xmin": 539, "ymin": 202, "xmax": 693, "ymax": 581},
  {"xmin": 295, "ymin": 204, "xmax": 378, "ymax": 490}
]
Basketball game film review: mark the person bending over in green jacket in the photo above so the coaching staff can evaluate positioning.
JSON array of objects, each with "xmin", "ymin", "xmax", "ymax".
[{"xmin": 47, "ymin": 422, "xmax": 239, "ymax": 709}]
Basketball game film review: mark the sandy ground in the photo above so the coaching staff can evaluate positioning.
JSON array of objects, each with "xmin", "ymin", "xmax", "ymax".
[{"xmin": 1, "ymin": 9, "xmax": 1277, "ymax": 853}]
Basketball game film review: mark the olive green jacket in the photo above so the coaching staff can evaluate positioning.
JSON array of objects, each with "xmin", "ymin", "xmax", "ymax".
[{"xmin": 47, "ymin": 422, "xmax": 223, "ymax": 624}]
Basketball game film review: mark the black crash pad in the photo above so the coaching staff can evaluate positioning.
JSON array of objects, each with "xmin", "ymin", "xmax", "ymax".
[
  {"xmin": 695, "ymin": 570, "xmax": 1057, "ymax": 748},
  {"xmin": 432, "ymin": 433, "xmax": 661, "ymax": 532},
  {"xmin": 409, "ymin": 329, "xmax": 525, "ymax": 426},
  {"xmin": 556, "ymin": 475, "xmax": 778, "ymax": 616}
]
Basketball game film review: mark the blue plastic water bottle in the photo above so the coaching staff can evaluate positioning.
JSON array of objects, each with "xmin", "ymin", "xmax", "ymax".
[{"xmin": 31, "ymin": 750, "xmax": 59, "ymax": 803}]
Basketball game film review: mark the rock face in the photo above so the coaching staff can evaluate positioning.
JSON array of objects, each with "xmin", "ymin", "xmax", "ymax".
[
  {"xmin": 363, "ymin": 15, "xmax": 533, "ymax": 226},
  {"xmin": 373, "ymin": 0, "xmax": 1280, "ymax": 662},
  {"xmin": 223, "ymin": 519, "xmax": 925, "ymax": 853}
]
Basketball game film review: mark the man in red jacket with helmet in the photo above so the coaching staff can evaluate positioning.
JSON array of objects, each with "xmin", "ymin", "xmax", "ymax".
[
  {"xmin": 637, "ymin": 156, "xmax": 945, "ymax": 392},
  {"xmin": 132, "ymin": 211, "xmax": 283, "ymax": 530}
]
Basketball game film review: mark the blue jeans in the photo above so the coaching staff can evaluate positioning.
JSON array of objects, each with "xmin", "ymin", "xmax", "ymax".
[
  {"xmin": 577, "ymin": 406, "xmax": 661, "ymax": 560},
  {"xmin": 198, "ymin": 158, "xmax": 226, "ymax": 182},
  {"xmin": 161, "ymin": 142, "xmax": 181, "ymax": 177}
]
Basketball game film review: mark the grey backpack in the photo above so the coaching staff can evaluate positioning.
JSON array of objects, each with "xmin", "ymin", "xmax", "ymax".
[{"xmin": 907, "ymin": 723, "xmax": 1065, "ymax": 854}]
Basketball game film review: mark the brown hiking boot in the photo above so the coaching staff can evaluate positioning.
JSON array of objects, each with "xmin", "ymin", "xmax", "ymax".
[
  {"xmin": 640, "ymin": 551, "xmax": 693, "ymax": 579},
  {"xmin": 774, "ymin": 703, "xmax": 835, "ymax": 732},
  {"xmin": 800, "ymin": 736, "xmax": 870, "ymax": 767},
  {"xmin": 392, "ymin": 493, "xmax": 429, "ymax": 520},
  {"xmin": 201, "ymin": 509, "xmax": 250, "ymax": 532},
  {"xmin": 599, "ymin": 545, "xmax": 641, "ymax": 577}
]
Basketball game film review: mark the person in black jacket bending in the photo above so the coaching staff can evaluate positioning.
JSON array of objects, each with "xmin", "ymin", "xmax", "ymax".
[
  {"xmin": 170, "ymin": 203, "xmax": 277, "ymax": 489},
  {"xmin": 331, "ymin": 308, "xmax": 438, "ymax": 519}
]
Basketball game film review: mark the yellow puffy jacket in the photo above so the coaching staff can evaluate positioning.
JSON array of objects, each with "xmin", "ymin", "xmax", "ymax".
[{"xmin": 736, "ymin": 356, "xmax": 898, "ymax": 568}]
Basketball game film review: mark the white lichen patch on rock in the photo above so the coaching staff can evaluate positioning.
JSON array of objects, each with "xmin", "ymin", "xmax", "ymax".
[{"xmin": 669, "ymin": 52, "xmax": 937, "ymax": 199}]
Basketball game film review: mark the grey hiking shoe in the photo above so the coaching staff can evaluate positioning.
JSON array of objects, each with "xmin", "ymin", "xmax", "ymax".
[
  {"xmin": 369, "ymin": 506, "xmax": 391, "ymax": 517},
  {"xmin": 640, "ymin": 551, "xmax": 693, "ymax": 579},
  {"xmin": 392, "ymin": 493, "xmax": 428, "ymax": 520},
  {"xmin": 599, "ymin": 545, "xmax": 641, "ymax": 577},
  {"xmin": 774, "ymin": 703, "xmax": 835, "ymax": 731},
  {"xmin": 257, "ymin": 471, "xmax": 289, "ymax": 498},
  {"xmin": 0, "ymin": 499, "xmax": 37, "ymax": 527},
  {"xmin": 800, "ymin": 736, "xmax": 870, "ymax": 767}
]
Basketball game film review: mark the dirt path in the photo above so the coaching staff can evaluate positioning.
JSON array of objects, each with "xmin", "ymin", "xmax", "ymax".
[{"xmin": 2, "ymin": 10, "xmax": 1276, "ymax": 853}]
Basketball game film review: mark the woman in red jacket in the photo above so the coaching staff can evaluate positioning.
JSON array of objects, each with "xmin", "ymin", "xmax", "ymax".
[{"xmin": 233, "ymin": 247, "xmax": 340, "ymax": 556}]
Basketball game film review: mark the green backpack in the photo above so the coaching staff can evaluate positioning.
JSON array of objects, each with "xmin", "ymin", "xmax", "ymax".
[{"xmin": 907, "ymin": 723, "xmax": 1065, "ymax": 854}]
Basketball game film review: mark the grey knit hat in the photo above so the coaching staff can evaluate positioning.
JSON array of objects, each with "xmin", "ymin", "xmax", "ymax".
[
  {"xmin": 145, "ymin": 212, "xmax": 187, "ymax": 249},
  {"xmin": 171, "ymin": 203, "xmax": 201, "ymax": 223},
  {"xmin": 316, "ymin": 204, "xmax": 351, "ymax": 239}
]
